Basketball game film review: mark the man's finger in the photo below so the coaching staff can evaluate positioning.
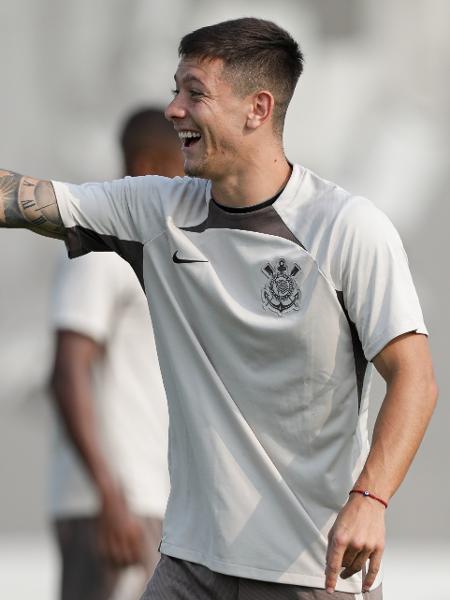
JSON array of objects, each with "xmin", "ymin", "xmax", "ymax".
[
  {"xmin": 325, "ymin": 535, "xmax": 347, "ymax": 592},
  {"xmin": 341, "ymin": 547, "xmax": 360, "ymax": 568},
  {"xmin": 363, "ymin": 549, "xmax": 383, "ymax": 592},
  {"xmin": 340, "ymin": 550, "xmax": 370, "ymax": 579}
]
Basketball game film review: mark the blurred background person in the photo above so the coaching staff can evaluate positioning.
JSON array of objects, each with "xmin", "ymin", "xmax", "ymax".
[{"xmin": 48, "ymin": 108, "xmax": 184, "ymax": 600}]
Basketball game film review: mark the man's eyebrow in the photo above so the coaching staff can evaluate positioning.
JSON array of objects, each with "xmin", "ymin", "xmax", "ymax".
[{"xmin": 174, "ymin": 73, "xmax": 207, "ymax": 87}]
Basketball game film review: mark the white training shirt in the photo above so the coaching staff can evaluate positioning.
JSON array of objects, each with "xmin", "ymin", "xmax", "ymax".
[
  {"xmin": 49, "ymin": 251, "xmax": 170, "ymax": 518},
  {"xmin": 53, "ymin": 164, "xmax": 427, "ymax": 592}
]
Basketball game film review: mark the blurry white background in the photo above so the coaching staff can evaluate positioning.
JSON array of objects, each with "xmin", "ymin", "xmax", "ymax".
[{"xmin": 0, "ymin": 1, "xmax": 449, "ymax": 598}]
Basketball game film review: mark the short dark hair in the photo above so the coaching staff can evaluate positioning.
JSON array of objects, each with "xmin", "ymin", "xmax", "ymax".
[{"xmin": 179, "ymin": 18, "xmax": 304, "ymax": 136}]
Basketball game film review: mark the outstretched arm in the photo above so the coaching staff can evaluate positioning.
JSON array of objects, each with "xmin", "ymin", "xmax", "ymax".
[
  {"xmin": 0, "ymin": 169, "xmax": 65, "ymax": 239},
  {"xmin": 325, "ymin": 332, "xmax": 437, "ymax": 593}
]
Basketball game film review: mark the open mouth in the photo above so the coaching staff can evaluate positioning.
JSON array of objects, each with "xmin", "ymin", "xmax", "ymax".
[{"xmin": 178, "ymin": 130, "xmax": 202, "ymax": 149}]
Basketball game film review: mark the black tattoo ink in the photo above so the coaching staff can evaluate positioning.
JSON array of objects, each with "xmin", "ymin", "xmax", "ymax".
[
  {"xmin": 1, "ymin": 171, "xmax": 65, "ymax": 238},
  {"xmin": 21, "ymin": 199, "xmax": 36, "ymax": 210},
  {"xmin": 0, "ymin": 173, "xmax": 23, "ymax": 226},
  {"xmin": 31, "ymin": 216, "xmax": 47, "ymax": 226}
]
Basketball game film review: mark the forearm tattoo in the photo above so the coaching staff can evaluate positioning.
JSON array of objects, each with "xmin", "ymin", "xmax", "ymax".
[{"xmin": 0, "ymin": 169, "xmax": 65, "ymax": 239}]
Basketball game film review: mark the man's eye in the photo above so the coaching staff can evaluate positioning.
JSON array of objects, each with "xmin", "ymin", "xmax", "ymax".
[
  {"xmin": 171, "ymin": 89, "xmax": 179, "ymax": 97},
  {"xmin": 190, "ymin": 90, "xmax": 203, "ymax": 98}
]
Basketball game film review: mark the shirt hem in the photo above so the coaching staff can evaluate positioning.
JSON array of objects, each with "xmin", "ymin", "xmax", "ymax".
[{"xmin": 160, "ymin": 542, "xmax": 371, "ymax": 593}]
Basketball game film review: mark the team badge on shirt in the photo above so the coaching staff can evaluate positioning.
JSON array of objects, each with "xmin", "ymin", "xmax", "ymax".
[{"xmin": 261, "ymin": 258, "xmax": 301, "ymax": 315}]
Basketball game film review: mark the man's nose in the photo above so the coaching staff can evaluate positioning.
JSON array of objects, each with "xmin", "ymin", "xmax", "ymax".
[{"xmin": 165, "ymin": 96, "xmax": 186, "ymax": 121}]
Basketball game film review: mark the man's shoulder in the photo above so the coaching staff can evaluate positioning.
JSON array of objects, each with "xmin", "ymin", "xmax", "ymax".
[
  {"xmin": 130, "ymin": 173, "xmax": 209, "ymax": 197},
  {"xmin": 296, "ymin": 166, "xmax": 351, "ymax": 209},
  {"xmin": 126, "ymin": 173, "xmax": 209, "ymax": 209},
  {"xmin": 281, "ymin": 165, "xmax": 356, "ymax": 231},
  {"xmin": 279, "ymin": 165, "xmax": 394, "ymax": 259},
  {"xmin": 149, "ymin": 174, "xmax": 210, "ymax": 228},
  {"xmin": 294, "ymin": 165, "xmax": 384, "ymax": 226}
]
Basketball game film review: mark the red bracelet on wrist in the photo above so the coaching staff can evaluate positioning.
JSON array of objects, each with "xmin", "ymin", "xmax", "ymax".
[{"xmin": 349, "ymin": 489, "xmax": 388, "ymax": 509}]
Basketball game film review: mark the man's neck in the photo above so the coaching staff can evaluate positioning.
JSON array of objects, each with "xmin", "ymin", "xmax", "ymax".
[{"xmin": 210, "ymin": 153, "xmax": 292, "ymax": 209}]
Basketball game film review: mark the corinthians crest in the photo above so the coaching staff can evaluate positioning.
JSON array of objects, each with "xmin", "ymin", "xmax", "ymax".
[{"xmin": 261, "ymin": 258, "xmax": 301, "ymax": 315}]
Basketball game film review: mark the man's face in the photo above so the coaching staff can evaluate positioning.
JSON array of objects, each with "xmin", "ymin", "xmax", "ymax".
[{"xmin": 165, "ymin": 57, "xmax": 250, "ymax": 180}]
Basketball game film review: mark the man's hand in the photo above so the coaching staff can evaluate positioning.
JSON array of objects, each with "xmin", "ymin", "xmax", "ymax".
[
  {"xmin": 325, "ymin": 493, "xmax": 385, "ymax": 593},
  {"xmin": 98, "ymin": 484, "xmax": 146, "ymax": 567}
]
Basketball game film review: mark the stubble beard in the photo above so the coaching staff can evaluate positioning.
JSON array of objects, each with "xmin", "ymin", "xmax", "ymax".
[
  {"xmin": 183, "ymin": 154, "xmax": 211, "ymax": 179},
  {"xmin": 184, "ymin": 140, "xmax": 234, "ymax": 181},
  {"xmin": 184, "ymin": 161, "xmax": 202, "ymax": 178}
]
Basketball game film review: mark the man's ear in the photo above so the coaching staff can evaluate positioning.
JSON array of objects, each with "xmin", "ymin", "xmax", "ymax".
[{"xmin": 246, "ymin": 91, "xmax": 274, "ymax": 130}]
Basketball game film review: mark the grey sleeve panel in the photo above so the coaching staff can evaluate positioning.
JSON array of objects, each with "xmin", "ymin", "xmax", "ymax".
[{"xmin": 65, "ymin": 225, "xmax": 145, "ymax": 291}]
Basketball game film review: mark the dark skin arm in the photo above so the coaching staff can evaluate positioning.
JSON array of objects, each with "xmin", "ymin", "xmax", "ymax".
[
  {"xmin": 325, "ymin": 332, "xmax": 437, "ymax": 593},
  {"xmin": 0, "ymin": 169, "xmax": 65, "ymax": 238},
  {"xmin": 50, "ymin": 330, "xmax": 146, "ymax": 566}
]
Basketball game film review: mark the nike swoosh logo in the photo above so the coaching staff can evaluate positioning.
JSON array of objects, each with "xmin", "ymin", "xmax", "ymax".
[{"xmin": 172, "ymin": 251, "xmax": 209, "ymax": 264}]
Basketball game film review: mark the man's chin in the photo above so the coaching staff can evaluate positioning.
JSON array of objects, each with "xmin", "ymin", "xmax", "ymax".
[{"xmin": 184, "ymin": 159, "xmax": 207, "ymax": 178}]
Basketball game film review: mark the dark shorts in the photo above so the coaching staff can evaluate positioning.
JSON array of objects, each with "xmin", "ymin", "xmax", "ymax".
[
  {"xmin": 54, "ymin": 515, "xmax": 163, "ymax": 600},
  {"xmin": 140, "ymin": 554, "xmax": 382, "ymax": 600}
]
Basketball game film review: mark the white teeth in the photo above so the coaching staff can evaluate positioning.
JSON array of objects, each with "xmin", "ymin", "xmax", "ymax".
[{"xmin": 178, "ymin": 131, "xmax": 201, "ymax": 140}]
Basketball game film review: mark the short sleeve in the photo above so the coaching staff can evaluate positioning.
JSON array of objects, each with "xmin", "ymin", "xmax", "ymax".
[
  {"xmin": 53, "ymin": 175, "xmax": 178, "ymax": 288},
  {"xmin": 53, "ymin": 175, "xmax": 169, "ymax": 252},
  {"xmin": 51, "ymin": 252, "xmax": 127, "ymax": 343},
  {"xmin": 332, "ymin": 197, "xmax": 428, "ymax": 361},
  {"xmin": 52, "ymin": 175, "xmax": 209, "ymax": 288}
]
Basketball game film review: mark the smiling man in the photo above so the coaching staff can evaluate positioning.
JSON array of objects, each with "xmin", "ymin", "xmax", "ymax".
[{"xmin": 0, "ymin": 17, "xmax": 437, "ymax": 600}]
